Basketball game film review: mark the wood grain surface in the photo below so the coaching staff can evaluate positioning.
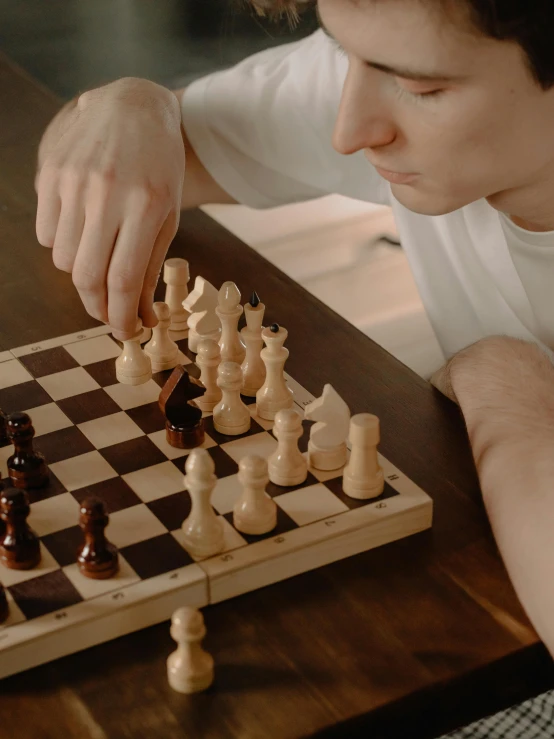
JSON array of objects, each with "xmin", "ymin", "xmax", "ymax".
[{"xmin": 0, "ymin": 50, "xmax": 552, "ymax": 739}]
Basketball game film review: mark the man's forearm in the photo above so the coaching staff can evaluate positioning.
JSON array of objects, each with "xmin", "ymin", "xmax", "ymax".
[{"xmin": 450, "ymin": 338, "xmax": 554, "ymax": 652}]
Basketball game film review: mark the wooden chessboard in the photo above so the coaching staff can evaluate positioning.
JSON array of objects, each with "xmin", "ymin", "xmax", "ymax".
[{"xmin": 0, "ymin": 325, "xmax": 433, "ymax": 679}]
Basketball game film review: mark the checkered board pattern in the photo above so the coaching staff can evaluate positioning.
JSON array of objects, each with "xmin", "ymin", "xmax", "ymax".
[{"xmin": 0, "ymin": 325, "xmax": 432, "ymax": 679}]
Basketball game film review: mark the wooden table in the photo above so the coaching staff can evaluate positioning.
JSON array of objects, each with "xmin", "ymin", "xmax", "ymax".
[{"xmin": 0, "ymin": 51, "xmax": 552, "ymax": 739}]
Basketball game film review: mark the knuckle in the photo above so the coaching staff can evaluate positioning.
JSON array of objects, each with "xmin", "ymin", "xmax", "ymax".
[
  {"xmin": 72, "ymin": 268, "xmax": 102, "ymax": 293},
  {"xmin": 52, "ymin": 250, "xmax": 74, "ymax": 273}
]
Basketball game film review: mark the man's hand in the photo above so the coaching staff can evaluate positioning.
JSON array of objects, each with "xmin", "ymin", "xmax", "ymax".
[{"xmin": 35, "ymin": 77, "xmax": 185, "ymax": 340}]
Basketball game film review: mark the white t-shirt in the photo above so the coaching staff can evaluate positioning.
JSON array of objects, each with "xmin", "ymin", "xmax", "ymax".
[{"xmin": 181, "ymin": 29, "xmax": 554, "ymax": 364}]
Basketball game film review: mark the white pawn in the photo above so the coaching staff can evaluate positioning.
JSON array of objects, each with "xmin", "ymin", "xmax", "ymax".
[
  {"xmin": 181, "ymin": 448, "xmax": 224, "ymax": 558},
  {"xmin": 194, "ymin": 339, "xmax": 222, "ymax": 413},
  {"xmin": 233, "ymin": 455, "xmax": 277, "ymax": 535},
  {"xmin": 144, "ymin": 302, "xmax": 180, "ymax": 372},
  {"xmin": 163, "ymin": 258, "xmax": 190, "ymax": 336},
  {"xmin": 256, "ymin": 324, "xmax": 293, "ymax": 421},
  {"xmin": 115, "ymin": 328, "xmax": 152, "ymax": 385},
  {"xmin": 241, "ymin": 292, "xmax": 266, "ymax": 397},
  {"xmin": 182, "ymin": 276, "xmax": 220, "ymax": 353},
  {"xmin": 216, "ymin": 281, "xmax": 246, "ymax": 364},
  {"xmin": 304, "ymin": 384, "xmax": 350, "ymax": 471},
  {"xmin": 342, "ymin": 414, "xmax": 384, "ymax": 499},
  {"xmin": 167, "ymin": 607, "xmax": 214, "ymax": 694},
  {"xmin": 213, "ymin": 362, "xmax": 251, "ymax": 435},
  {"xmin": 268, "ymin": 408, "xmax": 308, "ymax": 487}
]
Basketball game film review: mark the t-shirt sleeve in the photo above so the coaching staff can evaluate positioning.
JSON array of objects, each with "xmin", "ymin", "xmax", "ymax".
[{"xmin": 180, "ymin": 30, "xmax": 390, "ymax": 209}]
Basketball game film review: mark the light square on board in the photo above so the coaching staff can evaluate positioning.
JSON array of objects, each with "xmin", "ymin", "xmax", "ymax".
[
  {"xmin": 38, "ymin": 367, "xmax": 100, "ymax": 401},
  {"xmin": 273, "ymin": 483, "xmax": 349, "ymax": 526},
  {"xmin": 0, "ymin": 543, "xmax": 59, "ymax": 587},
  {"xmin": 210, "ymin": 473, "xmax": 243, "ymax": 515},
  {"xmin": 50, "ymin": 450, "xmax": 118, "ymax": 492},
  {"xmin": 64, "ymin": 334, "xmax": 121, "ymax": 366},
  {"xmin": 220, "ymin": 431, "xmax": 278, "ymax": 465},
  {"xmin": 172, "ymin": 517, "xmax": 248, "ymax": 561},
  {"xmin": 108, "ymin": 504, "xmax": 168, "ymax": 548},
  {"xmin": 148, "ymin": 429, "xmax": 217, "ymax": 460},
  {"xmin": 63, "ymin": 556, "xmax": 140, "ymax": 599},
  {"xmin": 78, "ymin": 412, "xmax": 144, "ymax": 449},
  {"xmin": 105, "ymin": 380, "xmax": 162, "ymax": 411},
  {"xmin": 27, "ymin": 403, "xmax": 73, "ymax": 438},
  {"xmin": 123, "ymin": 460, "xmax": 186, "ymax": 503},
  {"xmin": 0, "ymin": 359, "xmax": 33, "ymax": 390},
  {"xmin": 29, "ymin": 492, "xmax": 81, "ymax": 537}
]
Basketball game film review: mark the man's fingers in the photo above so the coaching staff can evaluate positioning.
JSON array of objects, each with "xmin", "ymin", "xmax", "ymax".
[
  {"xmin": 138, "ymin": 210, "xmax": 180, "ymax": 328},
  {"xmin": 71, "ymin": 201, "xmax": 121, "ymax": 325},
  {"xmin": 107, "ymin": 208, "xmax": 169, "ymax": 341},
  {"xmin": 35, "ymin": 171, "xmax": 61, "ymax": 248},
  {"xmin": 51, "ymin": 190, "xmax": 86, "ymax": 274}
]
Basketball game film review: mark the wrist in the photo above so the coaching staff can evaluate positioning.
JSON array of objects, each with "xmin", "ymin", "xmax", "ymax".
[{"xmin": 78, "ymin": 77, "xmax": 181, "ymax": 122}]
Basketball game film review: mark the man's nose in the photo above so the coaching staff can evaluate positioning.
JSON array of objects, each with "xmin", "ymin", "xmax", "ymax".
[{"xmin": 332, "ymin": 64, "xmax": 396, "ymax": 155}]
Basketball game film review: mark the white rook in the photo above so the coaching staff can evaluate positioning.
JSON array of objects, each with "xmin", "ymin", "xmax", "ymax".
[{"xmin": 342, "ymin": 413, "xmax": 384, "ymax": 499}]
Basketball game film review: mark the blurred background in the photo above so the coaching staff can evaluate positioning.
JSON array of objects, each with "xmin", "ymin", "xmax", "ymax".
[{"xmin": 0, "ymin": 0, "xmax": 442, "ymax": 377}]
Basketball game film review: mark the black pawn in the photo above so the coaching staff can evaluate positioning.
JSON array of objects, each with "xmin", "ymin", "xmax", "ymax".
[
  {"xmin": 77, "ymin": 498, "xmax": 119, "ymax": 580},
  {"xmin": 0, "ymin": 409, "xmax": 8, "ymax": 448},
  {"xmin": 7, "ymin": 412, "xmax": 49, "ymax": 489},
  {"xmin": 0, "ymin": 581, "xmax": 8, "ymax": 624},
  {"xmin": 0, "ymin": 487, "xmax": 41, "ymax": 570}
]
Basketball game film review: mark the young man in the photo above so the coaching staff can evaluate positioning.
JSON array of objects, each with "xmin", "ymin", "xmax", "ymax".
[{"xmin": 35, "ymin": 0, "xmax": 554, "ymax": 733}]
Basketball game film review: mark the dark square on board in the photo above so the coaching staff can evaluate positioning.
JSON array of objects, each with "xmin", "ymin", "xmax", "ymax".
[
  {"xmin": 18, "ymin": 346, "xmax": 79, "ymax": 378},
  {"xmin": 270, "ymin": 418, "xmax": 313, "ymax": 454},
  {"xmin": 58, "ymin": 389, "xmax": 121, "ymax": 425},
  {"xmin": 322, "ymin": 478, "xmax": 399, "ymax": 510},
  {"xmin": 126, "ymin": 402, "xmax": 166, "ymax": 434},
  {"xmin": 223, "ymin": 505, "xmax": 299, "ymax": 545},
  {"xmin": 35, "ymin": 426, "xmax": 94, "ymax": 464},
  {"xmin": 147, "ymin": 492, "xmax": 191, "ymax": 531},
  {"xmin": 26, "ymin": 470, "xmax": 66, "ymax": 504},
  {"xmin": 266, "ymin": 471, "xmax": 319, "ymax": 498},
  {"xmin": 41, "ymin": 525, "xmax": 83, "ymax": 568},
  {"xmin": 0, "ymin": 381, "xmax": 52, "ymax": 415},
  {"xmin": 8, "ymin": 569, "xmax": 84, "ymax": 620},
  {"xmin": 71, "ymin": 476, "xmax": 142, "ymax": 514},
  {"xmin": 206, "ymin": 446, "xmax": 239, "ymax": 479},
  {"xmin": 120, "ymin": 533, "xmax": 194, "ymax": 579},
  {"xmin": 83, "ymin": 358, "xmax": 118, "ymax": 388},
  {"xmin": 100, "ymin": 436, "xmax": 166, "ymax": 476},
  {"xmin": 203, "ymin": 415, "xmax": 265, "ymax": 446}
]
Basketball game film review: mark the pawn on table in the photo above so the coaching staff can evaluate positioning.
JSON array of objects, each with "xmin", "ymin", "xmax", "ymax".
[
  {"xmin": 256, "ymin": 324, "xmax": 293, "ymax": 421},
  {"xmin": 7, "ymin": 412, "xmax": 49, "ymax": 489},
  {"xmin": 0, "ymin": 581, "xmax": 8, "ymax": 624},
  {"xmin": 195, "ymin": 339, "xmax": 222, "ymax": 413},
  {"xmin": 77, "ymin": 497, "xmax": 119, "ymax": 579},
  {"xmin": 342, "ymin": 414, "xmax": 384, "ymax": 499},
  {"xmin": 240, "ymin": 291, "xmax": 266, "ymax": 397},
  {"xmin": 233, "ymin": 455, "xmax": 277, "ymax": 535},
  {"xmin": 268, "ymin": 408, "xmax": 308, "ymax": 487},
  {"xmin": 144, "ymin": 302, "xmax": 180, "ymax": 372},
  {"xmin": 167, "ymin": 606, "xmax": 214, "ymax": 694},
  {"xmin": 0, "ymin": 487, "xmax": 40, "ymax": 570},
  {"xmin": 163, "ymin": 258, "xmax": 190, "ymax": 336},
  {"xmin": 181, "ymin": 448, "xmax": 224, "ymax": 559},
  {"xmin": 115, "ymin": 327, "xmax": 152, "ymax": 385},
  {"xmin": 216, "ymin": 281, "xmax": 246, "ymax": 365},
  {"xmin": 213, "ymin": 362, "xmax": 251, "ymax": 436}
]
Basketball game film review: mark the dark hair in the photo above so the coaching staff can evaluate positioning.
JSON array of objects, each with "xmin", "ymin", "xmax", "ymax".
[{"xmin": 247, "ymin": 0, "xmax": 554, "ymax": 90}]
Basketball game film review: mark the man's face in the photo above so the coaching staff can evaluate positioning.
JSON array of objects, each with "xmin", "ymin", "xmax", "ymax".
[{"xmin": 320, "ymin": 0, "xmax": 554, "ymax": 218}]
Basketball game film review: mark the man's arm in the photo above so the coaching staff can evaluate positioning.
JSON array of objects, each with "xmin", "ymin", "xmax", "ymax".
[
  {"xmin": 434, "ymin": 336, "xmax": 554, "ymax": 654},
  {"xmin": 172, "ymin": 87, "xmax": 238, "ymax": 209}
]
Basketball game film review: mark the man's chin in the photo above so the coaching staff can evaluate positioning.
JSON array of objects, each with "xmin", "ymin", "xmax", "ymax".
[{"xmin": 391, "ymin": 183, "xmax": 473, "ymax": 216}]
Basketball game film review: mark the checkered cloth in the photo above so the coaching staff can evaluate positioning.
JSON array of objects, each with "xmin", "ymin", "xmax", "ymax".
[{"xmin": 442, "ymin": 689, "xmax": 554, "ymax": 738}]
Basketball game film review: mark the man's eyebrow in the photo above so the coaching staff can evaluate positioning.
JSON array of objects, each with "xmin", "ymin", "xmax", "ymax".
[{"xmin": 317, "ymin": 8, "xmax": 466, "ymax": 82}]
